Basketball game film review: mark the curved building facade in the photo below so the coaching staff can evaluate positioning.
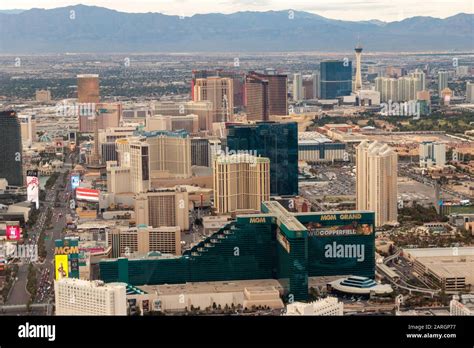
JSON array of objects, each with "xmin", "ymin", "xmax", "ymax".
[{"xmin": 100, "ymin": 201, "xmax": 375, "ymax": 301}]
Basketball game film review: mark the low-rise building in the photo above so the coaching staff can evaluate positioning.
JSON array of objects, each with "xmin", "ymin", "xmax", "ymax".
[
  {"xmin": 403, "ymin": 247, "xmax": 474, "ymax": 293},
  {"xmin": 126, "ymin": 279, "xmax": 284, "ymax": 314},
  {"xmin": 54, "ymin": 278, "xmax": 127, "ymax": 316},
  {"xmin": 285, "ymin": 297, "xmax": 343, "ymax": 316}
]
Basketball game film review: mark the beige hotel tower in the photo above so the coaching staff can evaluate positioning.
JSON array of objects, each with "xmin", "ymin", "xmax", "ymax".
[
  {"xmin": 356, "ymin": 141, "xmax": 398, "ymax": 227},
  {"xmin": 193, "ymin": 77, "xmax": 234, "ymax": 124},
  {"xmin": 213, "ymin": 154, "xmax": 270, "ymax": 214}
]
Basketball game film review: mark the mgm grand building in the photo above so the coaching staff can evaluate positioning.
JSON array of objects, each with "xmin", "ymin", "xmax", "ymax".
[{"xmin": 100, "ymin": 201, "xmax": 375, "ymax": 301}]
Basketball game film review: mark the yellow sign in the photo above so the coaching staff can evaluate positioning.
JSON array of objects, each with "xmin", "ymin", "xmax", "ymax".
[
  {"xmin": 55, "ymin": 246, "xmax": 79, "ymax": 255},
  {"xmin": 55, "ymin": 255, "xmax": 69, "ymax": 280}
]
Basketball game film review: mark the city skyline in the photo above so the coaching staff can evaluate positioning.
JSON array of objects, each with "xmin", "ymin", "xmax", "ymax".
[{"xmin": 0, "ymin": 0, "xmax": 473, "ymax": 341}]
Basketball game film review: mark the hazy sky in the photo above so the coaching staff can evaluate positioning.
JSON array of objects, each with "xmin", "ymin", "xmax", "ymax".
[{"xmin": 2, "ymin": 0, "xmax": 473, "ymax": 21}]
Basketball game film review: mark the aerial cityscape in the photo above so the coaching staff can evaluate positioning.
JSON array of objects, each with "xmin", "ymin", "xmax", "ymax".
[{"xmin": 0, "ymin": 0, "xmax": 473, "ymax": 346}]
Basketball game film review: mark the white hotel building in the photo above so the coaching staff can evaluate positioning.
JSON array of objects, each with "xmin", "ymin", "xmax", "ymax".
[
  {"xmin": 55, "ymin": 278, "xmax": 127, "ymax": 316},
  {"xmin": 285, "ymin": 297, "xmax": 343, "ymax": 316}
]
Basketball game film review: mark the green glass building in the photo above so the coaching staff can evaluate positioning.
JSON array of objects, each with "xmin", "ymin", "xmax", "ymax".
[
  {"xmin": 100, "ymin": 202, "xmax": 375, "ymax": 301},
  {"xmin": 226, "ymin": 122, "xmax": 298, "ymax": 196}
]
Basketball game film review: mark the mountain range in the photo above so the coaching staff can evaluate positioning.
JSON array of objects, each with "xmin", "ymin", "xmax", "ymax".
[{"xmin": 0, "ymin": 5, "xmax": 473, "ymax": 53}]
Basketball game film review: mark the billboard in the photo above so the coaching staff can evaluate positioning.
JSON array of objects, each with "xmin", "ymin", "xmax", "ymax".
[
  {"xmin": 6, "ymin": 225, "xmax": 21, "ymax": 240},
  {"xmin": 296, "ymin": 212, "xmax": 376, "ymax": 279},
  {"xmin": 26, "ymin": 170, "xmax": 40, "ymax": 209},
  {"xmin": 306, "ymin": 222, "xmax": 374, "ymax": 237},
  {"xmin": 55, "ymin": 254, "xmax": 69, "ymax": 280},
  {"xmin": 71, "ymin": 174, "xmax": 80, "ymax": 190},
  {"xmin": 55, "ymin": 238, "xmax": 79, "ymax": 279},
  {"xmin": 75, "ymin": 187, "xmax": 99, "ymax": 202}
]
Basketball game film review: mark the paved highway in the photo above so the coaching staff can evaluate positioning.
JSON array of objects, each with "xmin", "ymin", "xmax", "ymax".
[{"xmin": 5, "ymin": 152, "xmax": 75, "ymax": 308}]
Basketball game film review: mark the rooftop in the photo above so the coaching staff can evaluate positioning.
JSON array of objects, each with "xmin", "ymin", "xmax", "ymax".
[
  {"xmin": 404, "ymin": 247, "xmax": 474, "ymax": 258},
  {"xmin": 137, "ymin": 278, "xmax": 284, "ymax": 296}
]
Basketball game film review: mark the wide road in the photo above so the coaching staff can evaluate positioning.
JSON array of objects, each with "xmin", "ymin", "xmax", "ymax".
[
  {"xmin": 5, "ymin": 263, "xmax": 29, "ymax": 305},
  {"xmin": 39, "ymin": 158, "xmax": 74, "ymax": 303},
  {"xmin": 6, "ymin": 192, "xmax": 51, "ymax": 305},
  {"xmin": 6, "ymin": 152, "xmax": 74, "ymax": 307}
]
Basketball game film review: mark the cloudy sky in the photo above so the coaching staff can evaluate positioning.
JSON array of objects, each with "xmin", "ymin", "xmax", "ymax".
[{"xmin": 2, "ymin": 0, "xmax": 473, "ymax": 21}]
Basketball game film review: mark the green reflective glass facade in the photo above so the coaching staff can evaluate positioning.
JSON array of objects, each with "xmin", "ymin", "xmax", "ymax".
[
  {"xmin": 100, "ymin": 202, "xmax": 375, "ymax": 302},
  {"xmin": 295, "ymin": 213, "xmax": 375, "ymax": 279},
  {"xmin": 320, "ymin": 60, "xmax": 352, "ymax": 99},
  {"xmin": 100, "ymin": 216, "xmax": 277, "ymax": 285},
  {"xmin": 226, "ymin": 122, "xmax": 298, "ymax": 196}
]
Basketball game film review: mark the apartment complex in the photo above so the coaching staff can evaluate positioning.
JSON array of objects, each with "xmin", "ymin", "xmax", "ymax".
[
  {"xmin": 356, "ymin": 141, "xmax": 398, "ymax": 227},
  {"xmin": 375, "ymin": 76, "xmax": 423, "ymax": 103},
  {"xmin": 245, "ymin": 71, "xmax": 288, "ymax": 121},
  {"xmin": 293, "ymin": 73, "xmax": 303, "ymax": 101},
  {"xmin": 213, "ymin": 154, "xmax": 270, "ymax": 214},
  {"xmin": 193, "ymin": 77, "xmax": 234, "ymax": 124},
  {"xmin": 145, "ymin": 131, "xmax": 192, "ymax": 178},
  {"xmin": 77, "ymin": 74, "xmax": 100, "ymax": 103},
  {"xmin": 153, "ymin": 100, "xmax": 213, "ymax": 131},
  {"xmin": 191, "ymin": 69, "xmax": 245, "ymax": 108},
  {"xmin": 107, "ymin": 225, "xmax": 181, "ymax": 257},
  {"xmin": 129, "ymin": 141, "xmax": 151, "ymax": 194},
  {"xmin": 245, "ymin": 73, "xmax": 270, "ymax": 121},
  {"xmin": 263, "ymin": 73, "xmax": 288, "ymax": 116},
  {"xmin": 106, "ymin": 161, "xmax": 132, "ymax": 194},
  {"xmin": 419, "ymin": 141, "xmax": 446, "ymax": 168},
  {"xmin": 438, "ymin": 71, "xmax": 449, "ymax": 96},
  {"xmin": 191, "ymin": 137, "xmax": 210, "ymax": 167},
  {"xmin": 135, "ymin": 189, "xmax": 189, "ymax": 231},
  {"xmin": 466, "ymin": 81, "xmax": 474, "ymax": 103},
  {"xmin": 18, "ymin": 114, "xmax": 37, "ymax": 145}
]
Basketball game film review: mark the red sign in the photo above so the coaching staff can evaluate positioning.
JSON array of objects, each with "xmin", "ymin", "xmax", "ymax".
[
  {"xmin": 6, "ymin": 225, "xmax": 21, "ymax": 240},
  {"xmin": 76, "ymin": 188, "xmax": 100, "ymax": 202}
]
